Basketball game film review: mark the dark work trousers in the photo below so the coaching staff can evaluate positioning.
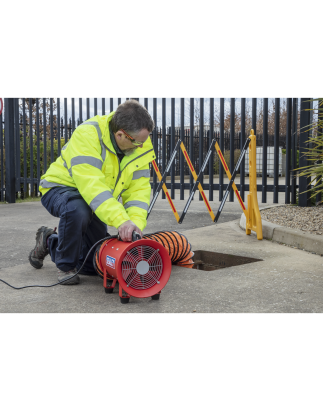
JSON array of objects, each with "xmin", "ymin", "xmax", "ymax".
[{"xmin": 41, "ymin": 186, "xmax": 107, "ymax": 274}]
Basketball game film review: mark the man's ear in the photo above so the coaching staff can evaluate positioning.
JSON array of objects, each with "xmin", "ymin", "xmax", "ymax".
[{"xmin": 115, "ymin": 130, "xmax": 122, "ymax": 142}]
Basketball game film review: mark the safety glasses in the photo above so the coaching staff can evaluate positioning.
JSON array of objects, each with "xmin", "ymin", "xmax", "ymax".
[{"xmin": 120, "ymin": 129, "xmax": 146, "ymax": 147}]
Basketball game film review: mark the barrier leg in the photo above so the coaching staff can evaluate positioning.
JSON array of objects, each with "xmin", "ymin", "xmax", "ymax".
[
  {"xmin": 246, "ymin": 194, "xmax": 251, "ymax": 235},
  {"xmin": 245, "ymin": 130, "xmax": 263, "ymax": 240}
]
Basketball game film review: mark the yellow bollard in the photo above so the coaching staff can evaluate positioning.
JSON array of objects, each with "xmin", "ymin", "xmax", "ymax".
[{"xmin": 246, "ymin": 130, "xmax": 263, "ymax": 240}]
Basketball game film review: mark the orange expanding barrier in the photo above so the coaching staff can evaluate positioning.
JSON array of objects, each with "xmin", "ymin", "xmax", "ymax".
[{"xmin": 148, "ymin": 130, "xmax": 262, "ymax": 240}]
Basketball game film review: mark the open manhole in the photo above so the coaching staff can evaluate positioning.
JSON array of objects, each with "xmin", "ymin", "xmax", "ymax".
[{"xmin": 192, "ymin": 250, "xmax": 262, "ymax": 271}]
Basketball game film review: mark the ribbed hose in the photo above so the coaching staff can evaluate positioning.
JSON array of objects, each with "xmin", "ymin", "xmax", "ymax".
[
  {"xmin": 143, "ymin": 231, "xmax": 194, "ymax": 268},
  {"xmin": 93, "ymin": 231, "xmax": 194, "ymax": 277}
]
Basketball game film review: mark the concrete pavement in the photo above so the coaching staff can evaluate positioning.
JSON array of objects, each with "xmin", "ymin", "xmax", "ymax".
[{"xmin": 0, "ymin": 190, "xmax": 322, "ymax": 313}]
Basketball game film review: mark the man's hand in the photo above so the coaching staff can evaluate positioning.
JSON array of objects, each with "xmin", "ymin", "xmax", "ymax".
[{"xmin": 118, "ymin": 221, "xmax": 143, "ymax": 242}]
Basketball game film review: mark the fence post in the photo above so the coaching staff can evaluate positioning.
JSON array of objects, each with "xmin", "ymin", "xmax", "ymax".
[
  {"xmin": 299, "ymin": 98, "xmax": 311, "ymax": 207},
  {"xmin": 4, "ymin": 98, "xmax": 16, "ymax": 203}
]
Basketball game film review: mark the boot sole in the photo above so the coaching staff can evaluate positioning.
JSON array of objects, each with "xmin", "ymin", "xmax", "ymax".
[
  {"xmin": 58, "ymin": 274, "xmax": 80, "ymax": 285},
  {"xmin": 28, "ymin": 251, "xmax": 43, "ymax": 269},
  {"xmin": 29, "ymin": 226, "xmax": 53, "ymax": 269}
]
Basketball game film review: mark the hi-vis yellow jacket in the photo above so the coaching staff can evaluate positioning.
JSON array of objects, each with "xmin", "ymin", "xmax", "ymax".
[{"xmin": 39, "ymin": 112, "xmax": 156, "ymax": 231}]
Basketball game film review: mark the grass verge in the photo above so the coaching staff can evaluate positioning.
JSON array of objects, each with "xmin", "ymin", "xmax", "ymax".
[{"xmin": 0, "ymin": 197, "xmax": 42, "ymax": 205}]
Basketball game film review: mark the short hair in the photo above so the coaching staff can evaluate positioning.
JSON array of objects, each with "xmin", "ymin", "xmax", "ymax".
[{"xmin": 110, "ymin": 99, "xmax": 155, "ymax": 136}]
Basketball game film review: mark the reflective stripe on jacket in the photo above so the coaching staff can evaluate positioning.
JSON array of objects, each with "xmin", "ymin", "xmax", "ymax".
[{"xmin": 39, "ymin": 112, "xmax": 156, "ymax": 231}]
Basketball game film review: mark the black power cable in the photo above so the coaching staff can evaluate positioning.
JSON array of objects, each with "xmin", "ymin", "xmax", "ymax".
[{"xmin": 0, "ymin": 235, "xmax": 117, "ymax": 290}]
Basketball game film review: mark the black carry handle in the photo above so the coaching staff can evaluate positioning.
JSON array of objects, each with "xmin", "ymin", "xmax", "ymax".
[
  {"xmin": 132, "ymin": 231, "xmax": 142, "ymax": 242},
  {"xmin": 118, "ymin": 230, "xmax": 142, "ymax": 242}
]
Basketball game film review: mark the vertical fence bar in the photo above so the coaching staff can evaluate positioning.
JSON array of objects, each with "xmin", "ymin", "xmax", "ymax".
[
  {"xmin": 43, "ymin": 98, "xmax": 47, "ymax": 174},
  {"xmin": 79, "ymin": 98, "xmax": 83, "ymax": 125},
  {"xmin": 291, "ymin": 98, "xmax": 298, "ymax": 204},
  {"xmin": 50, "ymin": 98, "xmax": 54, "ymax": 165},
  {"xmin": 86, "ymin": 98, "xmax": 90, "ymax": 120},
  {"xmin": 102, "ymin": 98, "xmax": 105, "ymax": 115},
  {"xmin": 36, "ymin": 99, "xmax": 40, "ymax": 193},
  {"xmin": 199, "ymin": 98, "xmax": 204, "ymax": 200},
  {"xmin": 162, "ymin": 98, "xmax": 166, "ymax": 199},
  {"xmin": 299, "ymin": 98, "xmax": 311, "ymax": 207},
  {"xmin": 316, "ymin": 99, "xmax": 323, "ymax": 205},
  {"xmin": 262, "ymin": 98, "xmax": 268, "ymax": 203},
  {"xmin": 180, "ymin": 98, "xmax": 185, "ymax": 200},
  {"xmin": 219, "ymin": 98, "xmax": 224, "ymax": 201},
  {"xmin": 285, "ymin": 98, "xmax": 292, "ymax": 204},
  {"xmin": 72, "ymin": 98, "xmax": 75, "ymax": 132},
  {"xmin": 229, "ymin": 98, "xmax": 235, "ymax": 201},
  {"xmin": 273, "ymin": 98, "xmax": 280, "ymax": 203},
  {"xmin": 110, "ymin": 98, "xmax": 113, "ymax": 113},
  {"xmin": 57, "ymin": 98, "xmax": 61, "ymax": 157},
  {"xmin": 4, "ymin": 99, "xmax": 16, "ymax": 202},
  {"xmin": 144, "ymin": 98, "xmax": 148, "ymax": 110},
  {"xmin": 170, "ymin": 98, "xmax": 175, "ymax": 199},
  {"xmin": 94, "ymin": 98, "xmax": 97, "ymax": 116},
  {"xmin": 240, "ymin": 98, "xmax": 246, "ymax": 202},
  {"xmin": 64, "ymin": 98, "xmax": 68, "ymax": 144},
  {"xmin": 29, "ymin": 98, "xmax": 34, "ymax": 196},
  {"xmin": 15, "ymin": 98, "xmax": 20, "ymax": 194},
  {"xmin": 209, "ymin": 98, "xmax": 214, "ymax": 201},
  {"xmin": 118, "ymin": 98, "xmax": 121, "ymax": 106},
  {"xmin": 69, "ymin": 118, "xmax": 72, "ymax": 139},
  {"xmin": 189, "ymin": 98, "xmax": 194, "ymax": 192},
  {"xmin": 23, "ymin": 99, "xmax": 27, "ymax": 195},
  {"xmin": 153, "ymin": 98, "xmax": 157, "ymax": 194},
  {"xmin": 0, "ymin": 101, "xmax": 4, "ymax": 201},
  {"xmin": 252, "ymin": 98, "xmax": 257, "ymax": 135}
]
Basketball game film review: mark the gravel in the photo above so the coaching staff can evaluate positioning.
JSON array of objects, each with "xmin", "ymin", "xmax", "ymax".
[{"xmin": 260, "ymin": 205, "xmax": 323, "ymax": 236}]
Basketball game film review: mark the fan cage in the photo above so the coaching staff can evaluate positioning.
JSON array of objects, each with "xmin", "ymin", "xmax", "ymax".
[{"xmin": 121, "ymin": 244, "xmax": 163, "ymax": 290}]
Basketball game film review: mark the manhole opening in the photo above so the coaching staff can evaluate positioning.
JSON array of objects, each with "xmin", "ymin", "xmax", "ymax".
[{"xmin": 192, "ymin": 250, "xmax": 262, "ymax": 271}]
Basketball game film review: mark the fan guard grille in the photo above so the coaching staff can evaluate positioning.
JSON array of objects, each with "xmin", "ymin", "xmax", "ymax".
[{"xmin": 121, "ymin": 245, "xmax": 163, "ymax": 290}]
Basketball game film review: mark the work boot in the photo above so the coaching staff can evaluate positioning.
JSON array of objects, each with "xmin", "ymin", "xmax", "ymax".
[
  {"xmin": 57, "ymin": 268, "xmax": 80, "ymax": 285},
  {"xmin": 29, "ymin": 226, "xmax": 57, "ymax": 269}
]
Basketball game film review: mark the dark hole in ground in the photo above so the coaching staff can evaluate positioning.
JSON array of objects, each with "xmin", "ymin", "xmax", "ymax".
[{"xmin": 192, "ymin": 250, "xmax": 262, "ymax": 271}]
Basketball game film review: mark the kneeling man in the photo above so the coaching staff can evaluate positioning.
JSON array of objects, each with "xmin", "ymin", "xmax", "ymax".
[{"xmin": 29, "ymin": 100, "xmax": 156, "ymax": 284}]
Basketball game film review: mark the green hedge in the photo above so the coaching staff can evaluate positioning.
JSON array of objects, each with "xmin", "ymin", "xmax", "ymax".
[
  {"xmin": 214, "ymin": 149, "xmax": 241, "ymax": 174},
  {"xmin": 282, "ymin": 149, "xmax": 299, "ymax": 168},
  {"xmin": 19, "ymin": 136, "xmax": 66, "ymax": 178},
  {"xmin": 0, "ymin": 134, "xmax": 66, "ymax": 196}
]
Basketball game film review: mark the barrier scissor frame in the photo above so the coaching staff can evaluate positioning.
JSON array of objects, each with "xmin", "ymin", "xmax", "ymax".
[{"xmin": 147, "ymin": 130, "xmax": 262, "ymax": 239}]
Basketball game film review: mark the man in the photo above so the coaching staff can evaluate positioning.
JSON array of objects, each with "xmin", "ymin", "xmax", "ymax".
[{"xmin": 29, "ymin": 100, "xmax": 156, "ymax": 285}]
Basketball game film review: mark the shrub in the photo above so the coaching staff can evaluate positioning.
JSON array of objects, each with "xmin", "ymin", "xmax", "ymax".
[{"xmin": 214, "ymin": 149, "xmax": 241, "ymax": 174}]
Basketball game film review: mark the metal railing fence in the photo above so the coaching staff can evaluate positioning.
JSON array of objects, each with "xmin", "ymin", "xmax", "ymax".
[
  {"xmin": 0, "ymin": 113, "xmax": 4, "ymax": 201},
  {"xmin": 1, "ymin": 98, "xmax": 312, "ymax": 206}
]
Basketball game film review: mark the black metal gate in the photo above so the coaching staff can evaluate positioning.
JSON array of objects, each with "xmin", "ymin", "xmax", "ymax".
[{"xmin": 0, "ymin": 98, "xmax": 315, "ymax": 207}]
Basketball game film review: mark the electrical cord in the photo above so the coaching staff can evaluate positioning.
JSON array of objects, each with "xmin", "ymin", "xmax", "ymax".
[
  {"xmin": 1, "ymin": 230, "xmax": 194, "ymax": 290},
  {"xmin": 0, "ymin": 235, "xmax": 117, "ymax": 290}
]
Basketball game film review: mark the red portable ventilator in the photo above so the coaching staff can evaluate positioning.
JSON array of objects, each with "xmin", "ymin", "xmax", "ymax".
[{"xmin": 94, "ymin": 233, "xmax": 172, "ymax": 304}]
